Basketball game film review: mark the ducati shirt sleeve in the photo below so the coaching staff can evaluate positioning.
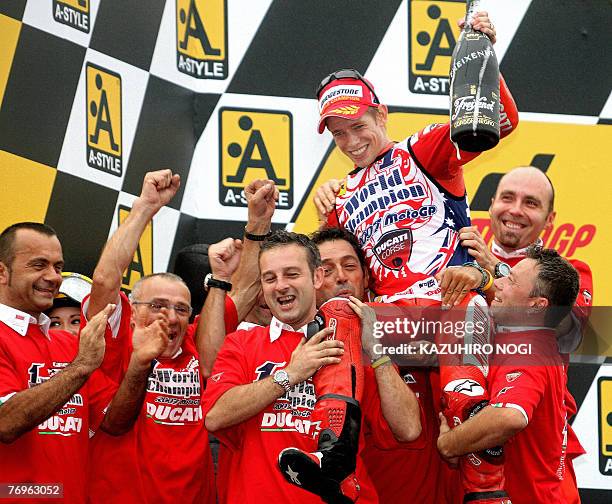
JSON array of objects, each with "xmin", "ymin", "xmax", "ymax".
[
  {"xmin": 0, "ymin": 341, "xmax": 19, "ymax": 405},
  {"xmin": 489, "ymin": 366, "xmax": 547, "ymax": 425},
  {"xmin": 200, "ymin": 330, "xmax": 250, "ymax": 450}
]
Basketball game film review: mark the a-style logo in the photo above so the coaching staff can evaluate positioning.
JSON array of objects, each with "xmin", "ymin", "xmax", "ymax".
[
  {"xmin": 408, "ymin": 0, "xmax": 463, "ymax": 94},
  {"xmin": 53, "ymin": 0, "xmax": 90, "ymax": 33},
  {"xmin": 176, "ymin": 0, "xmax": 228, "ymax": 79},
  {"xmin": 219, "ymin": 107, "xmax": 293, "ymax": 209},
  {"xmin": 118, "ymin": 206, "xmax": 153, "ymax": 294},
  {"xmin": 373, "ymin": 228, "xmax": 413, "ymax": 271},
  {"xmin": 86, "ymin": 63, "xmax": 122, "ymax": 176},
  {"xmin": 598, "ymin": 377, "xmax": 612, "ymax": 475}
]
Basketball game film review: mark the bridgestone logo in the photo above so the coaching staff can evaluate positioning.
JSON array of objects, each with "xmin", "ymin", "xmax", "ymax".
[{"xmin": 319, "ymin": 85, "xmax": 363, "ymax": 112}]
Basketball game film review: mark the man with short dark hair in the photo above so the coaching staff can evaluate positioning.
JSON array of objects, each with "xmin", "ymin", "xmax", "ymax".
[
  {"xmin": 437, "ymin": 246, "xmax": 579, "ymax": 503},
  {"xmin": 0, "ymin": 222, "xmax": 166, "ymax": 503},
  {"xmin": 202, "ymin": 230, "xmax": 421, "ymax": 503}
]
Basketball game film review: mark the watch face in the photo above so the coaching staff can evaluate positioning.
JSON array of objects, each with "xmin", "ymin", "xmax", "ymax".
[
  {"xmin": 274, "ymin": 370, "xmax": 288, "ymax": 382},
  {"xmin": 497, "ymin": 262, "xmax": 511, "ymax": 277}
]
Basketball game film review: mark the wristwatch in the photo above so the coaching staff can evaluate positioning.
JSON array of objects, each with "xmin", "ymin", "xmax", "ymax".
[
  {"xmin": 462, "ymin": 261, "xmax": 490, "ymax": 290},
  {"xmin": 203, "ymin": 273, "xmax": 232, "ymax": 292},
  {"xmin": 494, "ymin": 261, "xmax": 511, "ymax": 279},
  {"xmin": 272, "ymin": 369, "xmax": 291, "ymax": 393}
]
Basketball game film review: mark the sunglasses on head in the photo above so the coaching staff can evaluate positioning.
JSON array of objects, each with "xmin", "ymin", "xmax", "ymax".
[{"xmin": 316, "ymin": 69, "xmax": 380, "ymax": 104}]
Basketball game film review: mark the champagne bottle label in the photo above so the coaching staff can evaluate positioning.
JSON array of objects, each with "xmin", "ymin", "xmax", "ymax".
[{"xmin": 449, "ymin": 0, "xmax": 500, "ymax": 152}]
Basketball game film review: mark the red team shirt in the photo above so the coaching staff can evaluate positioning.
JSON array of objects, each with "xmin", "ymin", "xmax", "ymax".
[
  {"xmin": 488, "ymin": 328, "xmax": 568, "ymax": 503},
  {"xmin": 84, "ymin": 293, "xmax": 215, "ymax": 504},
  {"xmin": 201, "ymin": 318, "xmax": 405, "ymax": 504},
  {"xmin": 0, "ymin": 304, "xmax": 115, "ymax": 504}
]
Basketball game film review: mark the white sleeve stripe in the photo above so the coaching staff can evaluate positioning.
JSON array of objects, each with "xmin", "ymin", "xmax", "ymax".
[
  {"xmin": 0, "ymin": 392, "xmax": 16, "ymax": 405},
  {"xmin": 82, "ymin": 295, "xmax": 122, "ymax": 339},
  {"xmin": 501, "ymin": 403, "xmax": 529, "ymax": 425}
]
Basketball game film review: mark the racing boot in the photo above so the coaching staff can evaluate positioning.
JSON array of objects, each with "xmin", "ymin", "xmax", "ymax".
[{"xmin": 278, "ymin": 298, "xmax": 364, "ymax": 503}]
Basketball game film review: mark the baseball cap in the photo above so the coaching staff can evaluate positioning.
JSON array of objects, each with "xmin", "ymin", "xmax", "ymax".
[
  {"xmin": 52, "ymin": 272, "xmax": 93, "ymax": 309},
  {"xmin": 317, "ymin": 69, "xmax": 380, "ymax": 134}
]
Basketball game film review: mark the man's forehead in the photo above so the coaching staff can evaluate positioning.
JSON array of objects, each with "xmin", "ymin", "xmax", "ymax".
[
  {"xmin": 138, "ymin": 276, "xmax": 191, "ymax": 301},
  {"xmin": 14, "ymin": 229, "xmax": 62, "ymax": 256},
  {"xmin": 513, "ymin": 258, "xmax": 538, "ymax": 279},
  {"xmin": 260, "ymin": 244, "xmax": 308, "ymax": 271},
  {"xmin": 497, "ymin": 169, "xmax": 552, "ymax": 201},
  {"xmin": 319, "ymin": 240, "xmax": 358, "ymax": 262}
]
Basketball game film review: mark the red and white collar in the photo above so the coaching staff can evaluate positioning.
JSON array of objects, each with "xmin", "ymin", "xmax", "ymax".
[
  {"xmin": 0, "ymin": 303, "xmax": 51, "ymax": 339},
  {"xmin": 491, "ymin": 238, "xmax": 543, "ymax": 261},
  {"xmin": 269, "ymin": 316, "xmax": 309, "ymax": 342}
]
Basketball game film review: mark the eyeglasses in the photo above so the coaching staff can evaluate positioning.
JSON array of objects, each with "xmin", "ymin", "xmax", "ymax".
[
  {"xmin": 316, "ymin": 68, "xmax": 380, "ymax": 104},
  {"xmin": 132, "ymin": 301, "xmax": 193, "ymax": 317}
]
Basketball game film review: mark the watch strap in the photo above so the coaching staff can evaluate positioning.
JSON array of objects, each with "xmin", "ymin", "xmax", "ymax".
[
  {"xmin": 244, "ymin": 227, "xmax": 272, "ymax": 241},
  {"xmin": 204, "ymin": 273, "xmax": 232, "ymax": 292}
]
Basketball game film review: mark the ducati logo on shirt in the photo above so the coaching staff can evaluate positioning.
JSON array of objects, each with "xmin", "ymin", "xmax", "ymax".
[
  {"xmin": 145, "ymin": 359, "xmax": 202, "ymax": 426},
  {"xmin": 373, "ymin": 228, "xmax": 413, "ymax": 271},
  {"xmin": 505, "ymin": 371, "xmax": 522, "ymax": 383},
  {"xmin": 403, "ymin": 373, "xmax": 417, "ymax": 384},
  {"xmin": 28, "ymin": 362, "xmax": 85, "ymax": 436},
  {"xmin": 53, "ymin": 0, "xmax": 90, "ymax": 33}
]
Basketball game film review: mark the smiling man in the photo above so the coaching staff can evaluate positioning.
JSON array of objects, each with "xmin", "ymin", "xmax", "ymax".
[
  {"xmin": 84, "ymin": 170, "xmax": 215, "ymax": 504},
  {"xmin": 437, "ymin": 246, "xmax": 579, "ymax": 503},
  {"xmin": 202, "ymin": 230, "xmax": 420, "ymax": 503},
  {"xmin": 0, "ymin": 222, "xmax": 166, "ymax": 504}
]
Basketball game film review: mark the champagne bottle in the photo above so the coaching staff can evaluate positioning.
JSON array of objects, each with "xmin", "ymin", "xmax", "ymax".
[{"xmin": 449, "ymin": 0, "xmax": 500, "ymax": 152}]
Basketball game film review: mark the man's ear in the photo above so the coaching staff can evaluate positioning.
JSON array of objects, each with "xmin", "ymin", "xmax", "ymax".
[
  {"xmin": 376, "ymin": 104, "xmax": 389, "ymax": 127},
  {"xmin": 528, "ymin": 296, "xmax": 549, "ymax": 313},
  {"xmin": 544, "ymin": 210, "xmax": 556, "ymax": 232},
  {"xmin": 0, "ymin": 262, "xmax": 9, "ymax": 286},
  {"xmin": 313, "ymin": 266, "xmax": 324, "ymax": 291}
]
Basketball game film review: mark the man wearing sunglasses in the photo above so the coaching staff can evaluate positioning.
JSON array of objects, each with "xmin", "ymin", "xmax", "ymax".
[
  {"xmin": 83, "ymin": 170, "xmax": 216, "ymax": 504},
  {"xmin": 313, "ymin": 12, "xmax": 519, "ymax": 504}
]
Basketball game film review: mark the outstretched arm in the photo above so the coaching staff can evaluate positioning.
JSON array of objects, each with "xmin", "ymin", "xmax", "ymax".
[
  {"xmin": 88, "ymin": 170, "xmax": 180, "ymax": 319},
  {"xmin": 231, "ymin": 179, "xmax": 278, "ymax": 320},
  {"xmin": 196, "ymin": 238, "xmax": 242, "ymax": 378}
]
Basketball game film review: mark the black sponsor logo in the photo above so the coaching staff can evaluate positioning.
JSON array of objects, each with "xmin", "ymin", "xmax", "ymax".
[
  {"xmin": 373, "ymin": 228, "xmax": 413, "ymax": 271},
  {"xmin": 53, "ymin": 0, "xmax": 90, "ymax": 33}
]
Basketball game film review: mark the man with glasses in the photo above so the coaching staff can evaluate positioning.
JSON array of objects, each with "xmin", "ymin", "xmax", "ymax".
[
  {"xmin": 84, "ymin": 170, "xmax": 215, "ymax": 504},
  {"xmin": 313, "ymin": 12, "xmax": 519, "ymax": 504}
]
